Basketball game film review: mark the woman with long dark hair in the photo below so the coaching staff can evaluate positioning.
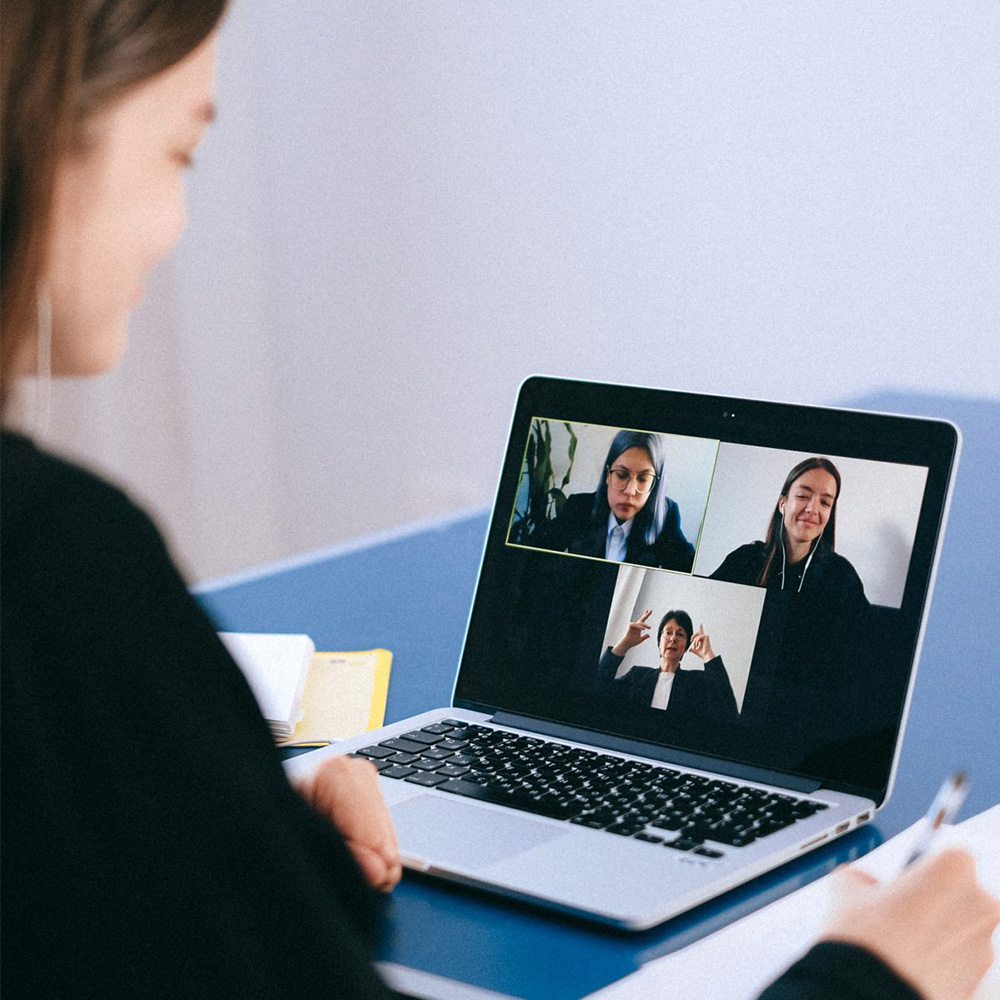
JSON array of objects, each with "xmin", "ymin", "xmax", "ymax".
[
  {"xmin": 1, "ymin": 5, "xmax": 995, "ymax": 999},
  {"xmin": 710, "ymin": 456, "xmax": 866, "ymax": 605},
  {"xmin": 536, "ymin": 429, "xmax": 695, "ymax": 572}
]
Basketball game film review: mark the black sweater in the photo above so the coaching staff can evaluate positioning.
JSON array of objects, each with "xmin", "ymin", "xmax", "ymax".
[
  {"xmin": 0, "ymin": 433, "xmax": 917, "ymax": 1000},
  {"xmin": 1, "ymin": 432, "xmax": 393, "ymax": 999}
]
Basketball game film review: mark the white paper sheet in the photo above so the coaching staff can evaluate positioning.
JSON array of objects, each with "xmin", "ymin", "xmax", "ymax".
[
  {"xmin": 589, "ymin": 806, "xmax": 1000, "ymax": 1000},
  {"xmin": 219, "ymin": 632, "xmax": 314, "ymax": 736}
]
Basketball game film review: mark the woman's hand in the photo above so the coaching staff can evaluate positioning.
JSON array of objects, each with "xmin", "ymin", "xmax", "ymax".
[
  {"xmin": 821, "ymin": 848, "xmax": 1000, "ymax": 1000},
  {"xmin": 612, "ymin": 609, "xmax": 652, "ymax": 656},
  {"xmin": 689, "ymin": 623, "xmax": 715, "ymax": 662},
  {"xmin": 298, "ymin": 755, "xmax": 403, "ymax": 893}
]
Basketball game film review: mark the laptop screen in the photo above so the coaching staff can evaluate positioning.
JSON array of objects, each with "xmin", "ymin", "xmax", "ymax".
[{"xmin": 455, "ymin": 377, "xmax": 958, "ymax": 805}]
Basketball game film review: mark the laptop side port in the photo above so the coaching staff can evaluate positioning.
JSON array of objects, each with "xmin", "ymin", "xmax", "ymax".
[
  {"xmin": 835, "ymin": 821, "xmax": 850, "ymax": 834},
  {"xmin": 799, "ymin": 832, "xmax": 829, "ymax": 850}
]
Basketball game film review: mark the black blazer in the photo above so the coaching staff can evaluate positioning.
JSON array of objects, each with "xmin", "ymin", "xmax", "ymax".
[
  {"xmin": 597, "ymin": 647, "xmax": 739, "ymax": 728},
  {"xmin": 533, "ymin": 492, "xmax": 695, "ymax": 572}
]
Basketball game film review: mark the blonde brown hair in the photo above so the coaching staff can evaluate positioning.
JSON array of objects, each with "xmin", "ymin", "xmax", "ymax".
[{"xmin": 1, "ymin": 0, "xmax": 226, "ymax": 412}]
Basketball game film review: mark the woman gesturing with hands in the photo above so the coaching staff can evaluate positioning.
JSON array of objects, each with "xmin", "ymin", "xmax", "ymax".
[
  {"xmin": 599, "ymin": 609, "xmax": 739, "ymax": 725},
  {"xmin": 611, "ymin": 608, "xmax": 654, "ymax": 655},
  {"xmin": 611, "ymin": 609, "xmax": 717, "ymax": 671}
]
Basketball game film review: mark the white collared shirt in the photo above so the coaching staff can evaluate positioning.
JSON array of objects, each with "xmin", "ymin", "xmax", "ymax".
[
  {"xmin": 651, "ymin": 669, "xmax": 676, "ymax": 710},
  {"xmin": 605, "ymin": 514, "xmax": 634, "ymax": 561}
]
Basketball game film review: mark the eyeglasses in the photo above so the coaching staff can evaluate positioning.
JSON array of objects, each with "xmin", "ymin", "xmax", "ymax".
[{"xmin": 607, "ymin": 467, "xmax": 657, "ymax": 494}]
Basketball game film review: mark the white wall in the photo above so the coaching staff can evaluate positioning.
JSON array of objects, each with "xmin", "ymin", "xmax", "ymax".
[{"xmin": 38, "ymin": 1, "xmax": 1000, "ymax": 581}]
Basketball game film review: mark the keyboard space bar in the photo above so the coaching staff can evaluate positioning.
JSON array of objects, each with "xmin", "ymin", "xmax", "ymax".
[{"xmin": 437, "ymin": 778, "xmax": 578, "ymax": 821}]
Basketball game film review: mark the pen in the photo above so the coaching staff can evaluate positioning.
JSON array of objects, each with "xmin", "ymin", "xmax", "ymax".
[{"xmin": 905, "ymin": 771, "xmax": 970, "ymax": 867}]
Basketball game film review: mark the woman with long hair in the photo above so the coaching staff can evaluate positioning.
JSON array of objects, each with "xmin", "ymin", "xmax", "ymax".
[
  {"xmin": 1, "ymin": 5, "xmax": 397, "ymax": 997},
  {"xmin": 535, "ymin": 429, "xmax": 696, "ymax": 572},
  {"xmin": 710, "ymin": 457, "xmax": 866, "ymax": 605},
  {"xmin": 1, "ymin": 5, "xmax": 995, "ymax": 999}
]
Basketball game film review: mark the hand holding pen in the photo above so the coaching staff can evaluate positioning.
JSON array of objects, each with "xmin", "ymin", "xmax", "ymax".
[
  {"xmin": 905, "ymin": 771, "xmax": 969, "ymax": 867},
  {"xmin": 817, "ymin": 770, "xmax": 1000, "ymax": 1000}
]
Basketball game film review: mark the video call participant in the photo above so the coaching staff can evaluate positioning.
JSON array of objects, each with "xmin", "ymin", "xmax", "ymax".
[
  {"xmin": 709, "ymin": 458, "xmax": 874, "ymax": 766},
  {"xmin": 709, "ymin": 457, "xmax": 867, "ymax": 608},
  {"xmin": 2, "ymin": 4, "xmax": 997, "ymax": 1000},
  {"xmin": 597, "ymin": 610, "xmax": 739, "ymax": 727},
  {"xmin": 534, "ymin": 430, "xmax": 695, "ymax": 572}
]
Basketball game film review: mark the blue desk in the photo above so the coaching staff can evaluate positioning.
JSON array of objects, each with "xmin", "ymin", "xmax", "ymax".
[{"xmin": 198, "ymin": 392, "xmax": 999, "ymax": 1000}]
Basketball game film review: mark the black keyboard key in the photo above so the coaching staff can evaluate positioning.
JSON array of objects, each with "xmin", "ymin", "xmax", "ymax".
[
  {"xmin": 351, "ymin": 755, "xmax": 394, "ymax": 772},
  {"xmin": 405, "ymin": 772, "xmax": 450, "ymax": 787},
  {"xmin": 606, "ymin": 822, "xmax": 645, "ymax": 837},
  {"xmin": 411, "ymin": 759, "xmax": 444, "ymax": 771},
  {"xmin": 380, "ymin": 765, "xmax": 418, "ymax": 779},
  {"xmin": 421, "ymin": 723, "xmax": 455, "ymax": 734},
  {"xmin": 694, "ymin": 847, "xmax": 724, "ymax": 858},
  {"xmin": 402, "ymin": 730, "xmax": 443, "ymax": 745},
  {"xmin": 387, "ymin": 752, "xmax": 420, "ymax": 764},
  {"xmin": 357, "ymin": 745, "xmax": 397, "ymax": 760},
  {"xmin": 436, "ymin": 738, "xmax": 470, "ymax": 751},
  {"xmin": 437, "ymin": 778, "xmax": 580, "ymax": 821},
  {"xmin": 634, "ymin": 833, "xmax": 664, "ymax": 844},
  {"xmin": 420, "ymin": 747, "xmax": 455, "ymax": 761},
  {"xmin": 570, "ymin": 815, "xmax": 611, "ymax": 829},
  {"xmin": 710, "ymin": 828, "xmax": 756, "ymax": 847},
  {"xmin": 665, "ymin": 837, "xmax": 701, "ymax": 851},
  {"xmin": 444, "ymin": 727, "xmax": 478, "ymax": 741},
  {"xmin": 435, "ymin": 764, "xmax": 471, "ymax": 778},
  {"xmin": 379, "ymin": 737, "xmax": 428, "ymax": 754},
  {"xmin": 442, "ymin": 719, "xmax": 466, "ymax": 726}
]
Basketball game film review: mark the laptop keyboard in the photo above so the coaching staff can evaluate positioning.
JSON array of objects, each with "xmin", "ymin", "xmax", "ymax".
[{"xmin": 354, "ymin": 721, "xmax": 828, "ymax": 857}]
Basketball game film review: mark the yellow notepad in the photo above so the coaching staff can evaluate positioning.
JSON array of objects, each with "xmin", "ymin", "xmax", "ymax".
[{"xmin": 279, "ymin": 649, "xmax": 392, "ymax": 746}]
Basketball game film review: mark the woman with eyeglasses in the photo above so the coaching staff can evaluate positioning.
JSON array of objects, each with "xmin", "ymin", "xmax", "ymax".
[
  {"xmin": 597, "ymin": 609, "xmax": 740, "ymax": 731},
  {"xmin": 535, "ymin": 430, "xmax": 695, "ymax": 572}
]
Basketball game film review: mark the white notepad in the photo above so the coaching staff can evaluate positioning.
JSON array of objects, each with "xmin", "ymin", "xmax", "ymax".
[
  {"xmin": 219, "ymin": 632, "xmax": 314, "ymax": 739},
  {"xmin": 589, "ymin": 806, "xmax": 1000, "ymax": 1000}
]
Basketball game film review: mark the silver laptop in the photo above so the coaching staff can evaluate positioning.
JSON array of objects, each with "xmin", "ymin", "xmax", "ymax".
[{"xmin": 286, "ymin": 376, "xmax": 959, "ymax": 930}]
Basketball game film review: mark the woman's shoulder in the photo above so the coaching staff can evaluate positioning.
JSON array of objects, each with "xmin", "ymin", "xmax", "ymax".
[
  {"xmin": 1, "ymin": 431, "xmax": 174, "ymax": 591},
  {"xmin": 2, "ymin": 431, "xmax": 159, "ymax": 531},
  {"xmin": 561, "ymin": 491, "xmax": 596, "ymax": 517},
  {"xmin": 4, "ymin": 431, "xmax": 140, "ymax": 509},
  {"xmin": 729, "ymin": 540, "xmax": 766, "ymax": 557},
  {"xmin": 815, "ymin": 547, "xmax": 867, "ymax": 594},
  {"xmin": 709, "ymin": 540, "xmax": 767, "ymax": 581}
]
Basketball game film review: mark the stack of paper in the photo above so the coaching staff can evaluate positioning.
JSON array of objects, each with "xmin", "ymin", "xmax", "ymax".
[
  {"xmin": 219, "ymin": 632, "xmax": 315, "ymax": 740},
  {"xmin": 220, "ymin": 633, "xmax": 392, "ymax": 745}
]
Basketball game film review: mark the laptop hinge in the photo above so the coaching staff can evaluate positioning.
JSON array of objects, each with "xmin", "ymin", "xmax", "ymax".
[{"xmin": 490, "ymin": 712, "xmax": 823, "ymax": 794}]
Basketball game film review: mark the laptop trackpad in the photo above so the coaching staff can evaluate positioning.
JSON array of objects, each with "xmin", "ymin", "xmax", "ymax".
[{"xmin": 392, "ymin": 794, "xmax": 567, "ymax": 871}]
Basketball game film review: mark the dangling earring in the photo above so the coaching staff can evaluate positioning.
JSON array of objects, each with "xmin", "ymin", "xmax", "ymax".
[{"xmin": 33, "ymin": 285, "xmax": 52, "ymax": 435}]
